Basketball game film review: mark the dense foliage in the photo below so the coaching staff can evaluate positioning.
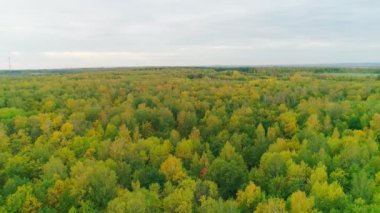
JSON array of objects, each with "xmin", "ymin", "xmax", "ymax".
[{"xmin": 1, "ymin": 67, "xmax": 380, "ymax": 212}]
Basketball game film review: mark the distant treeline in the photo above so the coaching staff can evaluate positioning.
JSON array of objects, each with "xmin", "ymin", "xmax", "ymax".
[
  {"xmin": 2, "ymin": 66, "xmax": 380, "ymax": 77},
  {"xmin": 213, "ymin": 66, "xmax": 380, "ymax": 74}
]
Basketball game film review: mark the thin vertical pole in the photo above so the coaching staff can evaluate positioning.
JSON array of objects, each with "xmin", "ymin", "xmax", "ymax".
[{"xmin": 8, "ymin": 56, "xmax": 11, "ymax": 70}]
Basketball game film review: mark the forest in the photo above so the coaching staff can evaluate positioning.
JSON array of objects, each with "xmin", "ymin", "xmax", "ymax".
[{"xmin": 1, "ymin": 67, "xmax": 380, "ymax": 212}]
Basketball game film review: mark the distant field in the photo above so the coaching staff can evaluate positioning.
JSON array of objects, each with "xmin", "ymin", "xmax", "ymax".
[{"xmin": 320, "ymin": 72, "xmax": 380, "ymax": 77}]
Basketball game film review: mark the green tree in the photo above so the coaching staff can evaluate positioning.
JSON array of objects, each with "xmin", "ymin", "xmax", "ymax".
[
  {"xmin": 177, "ymin": 111, "xmax": 197, "ymax": 138},
  {"xmin": 163, "ymin": 179, "xmax": 196, "ymax": 213},
  {"xmin": 351, "ymin": 170, "xmax": 374, "ymax": 202},
  {"xmin": 4, "ymin": 185, "xmax": 41, "ymax": 213},
  {"xmin": 107, "ymin": 188, "xmax": 160, "ymax": 213},
  {"xmin": 70, "ymin": 161, "xmax": 118, "ymax": 209}
]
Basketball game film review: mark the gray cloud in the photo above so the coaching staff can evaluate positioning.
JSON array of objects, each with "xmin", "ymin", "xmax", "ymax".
[{"xmin": 1, "ymin": 0, "xmax": 380, "ymax": 69}]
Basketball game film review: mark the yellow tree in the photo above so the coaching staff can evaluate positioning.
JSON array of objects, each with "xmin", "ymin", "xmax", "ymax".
[
  {"xmin": 160, "ymin": 155, "xmax": 186, "ymax": 182},
  {"xmin": 236, "ymin": 181, "xmax": 263, "ymax": 211},
  {"xmin": 306, "ymin": 114, "xmax": 320, "ymax": 132},
  {"xmin": 60, "ymin": 122, "xmax": 74, "ymax": 139},
  {"xmin": 279, "ymin": 112, "xmax": 298, "ymax": 137},
  {"xmin": 255, "ymin": 198, "xmax": 287, "ymax": 213},
  {"xmin": 288, "ymin": 191, "xmax": 315, "ymax": 213}
]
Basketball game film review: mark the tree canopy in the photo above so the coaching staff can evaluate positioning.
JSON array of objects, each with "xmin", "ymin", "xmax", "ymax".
[{"xmin": 0, "ymin": 67, "xmax": 380, "ymax": 212}]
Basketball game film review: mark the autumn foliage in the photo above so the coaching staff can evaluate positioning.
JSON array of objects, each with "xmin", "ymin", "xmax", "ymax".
[{"xmin": 0, "ymin": 67, "xmax": 380, "ymax": 212}]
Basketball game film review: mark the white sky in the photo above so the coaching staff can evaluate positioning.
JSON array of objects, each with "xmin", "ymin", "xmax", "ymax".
[{"xmin": 1, "ymin": 0, "xmax": 380, "ymax": 69}]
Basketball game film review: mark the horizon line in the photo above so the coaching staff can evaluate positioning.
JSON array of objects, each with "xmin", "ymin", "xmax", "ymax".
[{"xmin": 2, "ymin": 62, "xmax": 380, "ymax": 71}]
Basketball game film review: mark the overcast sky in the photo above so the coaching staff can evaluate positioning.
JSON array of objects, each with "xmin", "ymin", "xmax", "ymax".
[{"xmin": 1, "ymin": 0, "xmax": 380, "ymax": 69}]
